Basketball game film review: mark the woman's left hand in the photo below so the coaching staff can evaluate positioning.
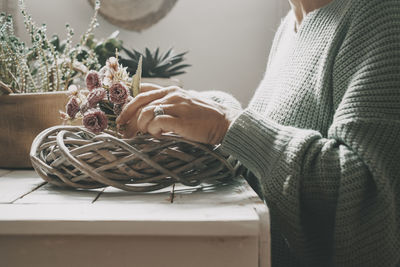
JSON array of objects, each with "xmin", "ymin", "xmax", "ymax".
[{"xmin": 116, "ymin": 86, "xmax": 239, "ymax": 144}]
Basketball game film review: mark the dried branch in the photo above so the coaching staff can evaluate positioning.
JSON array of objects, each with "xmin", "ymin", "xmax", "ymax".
[{"xmin": 0, "ymin": 80, "xmax": 13, "ymax": 94}]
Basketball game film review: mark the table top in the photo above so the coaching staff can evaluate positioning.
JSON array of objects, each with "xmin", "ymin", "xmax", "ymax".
[
  {"xmin": 0, "ymin": 168, "xmax": 270, "ymax": 267},
  {"xmin": 0, "ymin": 168, "xmax": 268, "ymax": 237}
]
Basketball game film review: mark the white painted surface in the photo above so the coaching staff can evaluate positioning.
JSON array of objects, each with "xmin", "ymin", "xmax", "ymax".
[
  {"xmin": 15, "ymin": 0, "xmax": 290, "ymax": 105},
  {"xmin": 0, "ymin": 168, "xmax": 11, "ymax": 177},
  {"xmin": 0, "ymin": 235, "xmax": 259, "ymax": 267},
  {"xmin": 15, "ymin": 183, "xmax": 102, "ymax": 204},
  {"xmin": 0, "ymin": 169, "xmax": 270, "ymax": 266},
  {"xmin": 0, "ymin": 170, "xmax": 43, "ymax": 203},
  {"xmin": 0, "ymin": 204, "xmax": 260, "ymax": 236},
  {"xmin": 0, "ymin": 182, "xmax": 261, "ymax": 237}
]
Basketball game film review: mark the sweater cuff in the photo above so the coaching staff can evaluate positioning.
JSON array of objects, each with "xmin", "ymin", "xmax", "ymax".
[
  {"xmin": 221, "ymin": 109, "xmax": 292, "ymax": 179},
  {"xmin": 199, "ymin": 90, "xmax": 243, "ymax": 112}
]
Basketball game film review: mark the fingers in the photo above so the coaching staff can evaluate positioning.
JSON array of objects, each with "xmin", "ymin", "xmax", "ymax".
[
  {"xmin": 116, "ymin": 86, "xmax": 177, "ymax": 125},
  {"xmin": 121, "ymin": 119, "xmax": 138, "ymax": 139},
  {"xmin": 119, "ymin": 108, "xmax": 142, "ymax": 138},
  {"xmin": 147, "ymin": 115, "xmax": 183, "ymax": 138},
  {"xmin": 136, "ymin": 104, "xmax": 180, "ymax": 134}
]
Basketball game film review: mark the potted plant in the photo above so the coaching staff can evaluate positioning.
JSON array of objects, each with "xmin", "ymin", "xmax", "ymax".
[
  {"xmin": 0, "ymin": 0, "xmax": 104, "ymax": 168},
  {"xmin": 120, "ymin": 47, "xmax": 191, "ymax": 88}
]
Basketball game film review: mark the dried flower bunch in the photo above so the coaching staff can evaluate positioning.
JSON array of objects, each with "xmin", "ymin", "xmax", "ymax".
[
  {"xmin": 0, "ymin": 0, "xmax": 106, "ymax": 94},
  {"xmin": 61, "ymin": 54, "xmax": 142, "ymax": 134}
]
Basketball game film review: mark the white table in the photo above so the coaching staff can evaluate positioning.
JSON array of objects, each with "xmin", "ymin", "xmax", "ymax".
[{"xmin": 0, "ymin": 169, "xmax": 270, "ymax": 267}]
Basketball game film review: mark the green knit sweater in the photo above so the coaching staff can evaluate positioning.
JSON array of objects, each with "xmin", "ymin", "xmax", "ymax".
[{"xmin": 217, "ymin": 0, "xmax": 400, "ymax": 266}]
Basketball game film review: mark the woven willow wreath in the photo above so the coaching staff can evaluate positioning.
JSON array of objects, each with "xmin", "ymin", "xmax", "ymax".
[{"xmin": 30, "ymin": 126, "xmax": 241, "ymax": 192}]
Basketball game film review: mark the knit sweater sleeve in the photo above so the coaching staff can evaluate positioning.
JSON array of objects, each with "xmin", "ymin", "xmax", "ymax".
[
  {"xmin": 221, "ymin": 1, "xmax": 400, "ymax": 266},
  {"xmin": 198, "ymin": 90, "xmax": 242, "ymax": 112}
]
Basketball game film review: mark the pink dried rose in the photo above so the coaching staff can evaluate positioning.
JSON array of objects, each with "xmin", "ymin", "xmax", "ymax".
[
  {"xmin": 114, "ymin": 95, "xmax": 133, "ymax": 115},
  {"xmin": 82, "ymin": 109, "xmax": 108, "ymax": 134},
  {"xmin": 85, "ymin": 70, "xmax": 102, "ymax": 91},
  {"xmin": 66, "ymin": 97, "xmax": 80, "ymax": 119},
  {"xmin": 109, "ymin": 82, "xmax": 129, "ymax": 104},
  {"xmin": 87, "ymin": 88, "xmax": 107, "ymax": 108}
]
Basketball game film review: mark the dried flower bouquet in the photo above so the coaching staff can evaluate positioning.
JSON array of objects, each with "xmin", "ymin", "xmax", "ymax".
[{"xmin": 61, "ymin": 53, "xmax": 142, "ymax": 134}]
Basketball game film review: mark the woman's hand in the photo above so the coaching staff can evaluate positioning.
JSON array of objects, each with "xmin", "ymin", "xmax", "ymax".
[{"xmin": 116, "ymin": 85, "xmax": 239, "ymax": 144}]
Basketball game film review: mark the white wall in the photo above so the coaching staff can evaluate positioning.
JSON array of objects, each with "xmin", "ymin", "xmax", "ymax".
[{"xmin": 16, "ymin": 0, "xmax": 290, "ymax": 105}]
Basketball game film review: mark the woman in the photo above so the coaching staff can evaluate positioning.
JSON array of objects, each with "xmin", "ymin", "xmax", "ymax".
[{"xmin": 117, "ymin": 0, "xmax": 400, "ymax": 265}]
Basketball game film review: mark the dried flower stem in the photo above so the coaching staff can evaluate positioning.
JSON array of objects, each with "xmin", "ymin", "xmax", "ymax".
[
  {"xmin": 7, "ymin": 70, "xmax": 20, "ymax": 93},
  {"xmin": 45, "ymin": 38, "xmax": 60, "ymax": 90},
  {"xmin": 15, "ymin": 43, "xmax": 37, "ymax": 90},
  {"xmin": 0, "ymin": 80, "xmax": 13, "ymax": 94},
  {"xmin": 80, "ymin": 0, "xmax": 100, "ymax": 47}
]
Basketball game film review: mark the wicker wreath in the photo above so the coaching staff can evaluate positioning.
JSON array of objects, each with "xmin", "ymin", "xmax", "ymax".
[{"xmin": 30, "ymin": 126, "xmax": 241, "ymax": 192}]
